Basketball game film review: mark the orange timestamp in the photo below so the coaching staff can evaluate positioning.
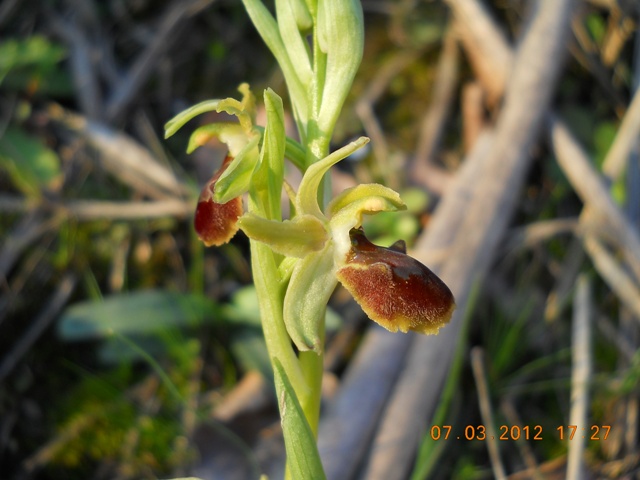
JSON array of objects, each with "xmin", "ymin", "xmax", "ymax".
[{"xmin": 429, "ymin": 425, "xmax": 611, "ymax": 441}]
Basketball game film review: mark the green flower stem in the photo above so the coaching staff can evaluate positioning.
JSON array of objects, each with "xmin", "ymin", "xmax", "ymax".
[
  {"xmin": 299, "ymin": 335, "xmax": 324, "ymax": 436},
  {"xmin": 250, "ymin": 241, "xmax": 309, "ymax": 398}
]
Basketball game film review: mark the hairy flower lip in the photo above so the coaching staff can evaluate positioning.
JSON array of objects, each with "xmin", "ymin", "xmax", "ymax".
[
  {"xmin": 336, "ymin": 228, "xmax": 455, "ymax": 335},
  {"xmin": 194, "ymin": 154, "xmax": 243, "ymax": 247}
]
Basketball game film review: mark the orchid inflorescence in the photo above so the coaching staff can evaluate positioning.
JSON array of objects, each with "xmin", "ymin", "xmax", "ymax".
[
  {"xmin": 165, "ymin": 0, "xmax": 454, "ymax": 476},
  {"xmin": 166, "ymin": 84, "xmax": 455, "ymax": 353}
]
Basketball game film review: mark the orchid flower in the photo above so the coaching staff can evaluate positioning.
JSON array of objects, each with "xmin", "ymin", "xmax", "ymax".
[{"xmin": 166, "ymin": 85, "xmax": 455, "ymax": 355}]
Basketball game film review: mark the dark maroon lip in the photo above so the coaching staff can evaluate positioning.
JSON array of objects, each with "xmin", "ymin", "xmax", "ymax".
[{"xmin": 337, "ymin": 228, "xmax": 455, "ymax": 334}]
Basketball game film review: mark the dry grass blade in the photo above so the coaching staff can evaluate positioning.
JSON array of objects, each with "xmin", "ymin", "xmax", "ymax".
[
  {"xmin": 471, "ymin": 347, "xmax": 506, "ymax": 480},
  {"xmin": 63, "ymin": 199, "xmax": 193, "ymax": 220},
  {"xmin": 49, "ymin": 104, "xmax": 189, "ymax": 200},
  {"xmin": 583, "ymin": 236, "xmax": 640, "ymax": 321},
  {"xmin": 566, "ymin": 275, "xmax": 592, "ymax": 480}
]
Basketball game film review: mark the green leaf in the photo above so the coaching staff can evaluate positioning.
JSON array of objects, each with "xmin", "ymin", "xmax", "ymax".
[
  {"xmin": 0, "ymin": 36, "xmax": 65, "ymax": 72},
  {"xmin": 58, "ymin": 290, "xmax": 218, "ymax": 341},
  {"xmin": 272, "ymin": 358, "xmax": 326, "ymax": 480},
  {"xmin": 0, "ymin": 126, "xmax": 62, "ymax": 196}
]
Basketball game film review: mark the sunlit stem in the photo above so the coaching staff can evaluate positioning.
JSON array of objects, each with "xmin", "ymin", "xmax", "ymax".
[{"xmin": 250, "ymin": 241, "xmax": 309, "ymax": 398}]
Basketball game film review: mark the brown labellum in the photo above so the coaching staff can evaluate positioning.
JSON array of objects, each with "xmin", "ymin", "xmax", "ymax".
[
  {"xmin": 336, "ymin": 228, "xmax": 455, "ymax": 335},
  {"xmin": 194, "ymin": 154, "xmax": 243, "ymax": 247}
]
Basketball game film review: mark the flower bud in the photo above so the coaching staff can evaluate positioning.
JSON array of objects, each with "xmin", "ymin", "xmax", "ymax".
[
  {"xmin": 194, "ymin": 155, "xmax": 243, "ymax": 246},
  {"xmin": 336, "ymin": 228, "xmax": 455, "ymax": 335}
]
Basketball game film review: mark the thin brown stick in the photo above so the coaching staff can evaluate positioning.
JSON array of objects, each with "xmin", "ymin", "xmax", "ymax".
[
  {"xmin": 355, "ymin": 49, "xmax": 422, "ymax": 189},
  {"xmin": 0, "ymin": 273, "xmax": 77, "ymax": 381},
  {"xmin": 105, "ymin": 0, "xmax": 215, "ymax": 122}
]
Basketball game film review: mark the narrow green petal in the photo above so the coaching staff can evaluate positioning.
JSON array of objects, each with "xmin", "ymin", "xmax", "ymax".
[
  {"xmin": 283, "ymin": 243, "xmax": 337, "ymax": 352},
  {"xmin": 164, "ymin": 99, "xmax": 220, "ymax": 138},
  {"xmin": 237, "ymin": 213, "xmax": 328, "ymax": 258},
  {"xmin": 217, "ymin": 101, "xmax": 252, "ymax": 133}
]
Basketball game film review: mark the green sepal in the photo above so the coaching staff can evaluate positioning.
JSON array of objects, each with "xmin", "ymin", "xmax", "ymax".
[
  {"xmin": 213, "ymin": 135, "xmax": 260, "ymax": 203},
  {"xmin": 296, "ymin": 136, "xmax": 369, "ymax": 218},
  {"xmin": 237, "ymin": 213, "xmax": 328, "ymax": 258},
  {"xmin": 283, "ymin": 242, "xmax": 337, "ymax": 352},
  {"xmin": 250, "ymin": 89, "xmax": 286, "ymax": 220},
  {"xmin": 272, "ymin": 358, "xmax": 326, "ymax": 480},
  {"xmin": 164, "ymin": 99, "xmax": 220, "ymax": 139}
]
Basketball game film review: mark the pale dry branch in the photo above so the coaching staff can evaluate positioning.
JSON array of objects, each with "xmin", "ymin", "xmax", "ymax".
[
  {"xmin": 446, "ymin": 0, "xmax": 512, "ymax": 104},
  {"xmin": 549, "ymin": 116, "xmax": 640, "ymax": 284},
  {"xmin": 583, "ymin": 235, "xmax": 640, "ymax": 321},
  {"xmin": 566, "ymin": 274, "xmax": 592, "ymax": 480},
  {"xmin": 602, "ymin": 88, "xmax": 640, "ymax": 180}
]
